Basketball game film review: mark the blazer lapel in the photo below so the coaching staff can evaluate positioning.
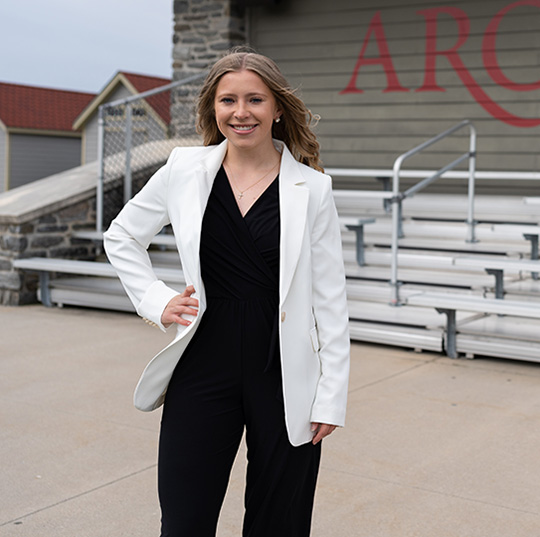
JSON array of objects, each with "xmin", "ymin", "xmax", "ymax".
[
  {"xmin": 278, "ymin": 142, "xmax": 309, "ymax": 306},
  {"xmin": 175, "ymin": 140, "xmax": 228, "ymax": 307}
]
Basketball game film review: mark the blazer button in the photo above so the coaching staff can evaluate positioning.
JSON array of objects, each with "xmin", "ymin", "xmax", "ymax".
[{"xmin": 281, "ymin": 312, "xmax": 286, "ymax": 322}]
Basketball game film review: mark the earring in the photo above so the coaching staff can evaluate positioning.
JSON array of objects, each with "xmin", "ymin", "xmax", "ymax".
[{"xmin": 275, "ymin": 117, "xmax": 281, "ymax": 123}]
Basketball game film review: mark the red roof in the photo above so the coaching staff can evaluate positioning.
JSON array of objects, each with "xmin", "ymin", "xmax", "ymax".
[
  {"xmin": 122, "ymin": 72, "xmax": 172, "ymax": 124},
  {"xmin": 0, "ymin": 82, "xmax": 95, "ymax": 131}
]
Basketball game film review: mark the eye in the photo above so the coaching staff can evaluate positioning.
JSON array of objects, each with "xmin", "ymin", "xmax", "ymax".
[
  {"xmin": 250, "ymin": 97, "xmax": 263, "ymax": 104},
  {"xmin": 219, "ymin": 97, "xmax": 234, "ymax": 104}
]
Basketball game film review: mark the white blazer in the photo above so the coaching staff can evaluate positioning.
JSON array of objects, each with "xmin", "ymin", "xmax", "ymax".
[{"xmin": 103, "ymin": 139, "xmax": 350, "ymax": 446}]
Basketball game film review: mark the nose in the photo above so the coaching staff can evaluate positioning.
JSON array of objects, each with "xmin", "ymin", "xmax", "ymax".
[{"xmin": 233, "ymin": 100, "xmax": 249, "ymax": 120}]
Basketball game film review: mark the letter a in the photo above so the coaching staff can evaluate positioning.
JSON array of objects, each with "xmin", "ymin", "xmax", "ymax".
[{"xmin": 340, "ymin": 11, "xmax": 409, "ymax": 94}]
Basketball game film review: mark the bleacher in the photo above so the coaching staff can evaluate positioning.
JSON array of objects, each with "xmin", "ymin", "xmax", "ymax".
[
  {"xmin": 14, "ymin": 191, "xmax": 540, "ymax": 363},
  {"xmin": 339, "ymin": 192, "xmax": 540, "ymax": 361}
]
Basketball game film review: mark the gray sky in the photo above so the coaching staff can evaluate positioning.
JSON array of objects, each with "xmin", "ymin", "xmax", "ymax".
[{"xmin": 0, "ymin": 0, "xmax": 173, "ymax": 93}]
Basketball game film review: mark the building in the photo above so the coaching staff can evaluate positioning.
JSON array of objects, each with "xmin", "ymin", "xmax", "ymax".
[
  {"xmin": 0, "ymin": 83, "xmax": 95, "ymax": 192},
  {"xmin": 0, "ymin": 72, "xmax": 173, "ymax": 194},
  {"xmin": 171, "ymin": 0, "xmax": 540, "ymax": 193},
  {"xmin": 73, "ymin": 72, "xmax": 172, "ymax": 164}
]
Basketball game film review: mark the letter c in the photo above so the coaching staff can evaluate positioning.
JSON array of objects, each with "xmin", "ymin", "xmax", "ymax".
[{"xmin": 483, "ymin": 0, "xmax": 540, "ymax": 91}]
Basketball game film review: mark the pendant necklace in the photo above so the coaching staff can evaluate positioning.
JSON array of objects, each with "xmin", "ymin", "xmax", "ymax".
[{"xmin": 226, "ymin": 162, "xmax": 279, "ymax": 200}]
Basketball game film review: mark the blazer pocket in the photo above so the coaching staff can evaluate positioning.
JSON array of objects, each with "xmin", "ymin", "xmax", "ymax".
[{"xmin": 309, "ymin": 326, "xmax": 320, "ymax": 353}]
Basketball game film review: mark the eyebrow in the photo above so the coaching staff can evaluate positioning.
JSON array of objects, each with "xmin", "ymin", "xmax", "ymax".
[{"xmin": 216, "ymin": 92, "xmax": 267, "ymax": 98}]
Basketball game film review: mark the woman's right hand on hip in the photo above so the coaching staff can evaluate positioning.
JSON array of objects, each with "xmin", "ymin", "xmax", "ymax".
[{"xmin": 161, "ymin": 285, "xmax": 199, "ymax": 328}]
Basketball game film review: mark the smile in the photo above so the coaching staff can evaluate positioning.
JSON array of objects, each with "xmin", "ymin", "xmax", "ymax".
[{"xmin": 230, "ymin": 124, "xmax": 257, "ymax": 133}]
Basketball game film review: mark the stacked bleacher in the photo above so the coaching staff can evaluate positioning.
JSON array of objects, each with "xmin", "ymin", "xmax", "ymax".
[
  {"xmin": 336, "ymin": 191, "xmax": 540, "ymax": 361},
  {"xmin": 14, "ymin": 191, "xmax": 540, "ymax": 363}
]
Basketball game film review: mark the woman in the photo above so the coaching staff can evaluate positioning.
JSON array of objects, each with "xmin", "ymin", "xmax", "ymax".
[{"xmin": 104, "ymin": 49, "xmax": 350, "ymax": 537}]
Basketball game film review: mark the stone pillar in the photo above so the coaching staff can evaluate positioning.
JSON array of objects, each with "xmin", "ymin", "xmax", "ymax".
[{"xmin": 170, "ymin": 0, "xmax": 247, "ymax": 136}]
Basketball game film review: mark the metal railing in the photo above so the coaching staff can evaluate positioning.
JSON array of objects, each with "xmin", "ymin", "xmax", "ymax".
[
  {"xmin": 388, "ymin": 120, "xmax": 477, "ymax": 305},
  {"xmin": 96, "ymin": 72, "xmax": 206, "ymax": 232},
  {"xmin": 329, "ymin": 120, "xmax": 477, "ymax": 306}
]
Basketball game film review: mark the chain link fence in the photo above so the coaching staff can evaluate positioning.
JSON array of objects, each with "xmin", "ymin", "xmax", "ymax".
[{"xmin": 96, "ymin": 73, "xmax": 206, "ymax": 232}]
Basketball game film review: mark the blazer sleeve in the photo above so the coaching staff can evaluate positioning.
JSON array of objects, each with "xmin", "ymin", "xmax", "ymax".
[
  {"xmin": 309, "ymin": 176, "xmax": 350, "ymax": 426},
  {"xmin": 103, "ymin": 148, "xmax": 181, "ymax": 332}
]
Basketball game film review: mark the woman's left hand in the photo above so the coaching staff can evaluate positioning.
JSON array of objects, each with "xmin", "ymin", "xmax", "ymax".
[{"xmin": 311, "ymin": 422, "xmax": 337, "ymax": 445}]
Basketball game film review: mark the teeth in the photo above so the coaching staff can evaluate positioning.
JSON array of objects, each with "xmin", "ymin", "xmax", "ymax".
[{"xmin": 233, "ymin": 125, "xmax": 255, "ymax": 130}]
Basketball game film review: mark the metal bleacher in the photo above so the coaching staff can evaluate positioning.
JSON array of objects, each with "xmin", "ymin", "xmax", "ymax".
[
  {"xmin": 14, "ymin": 191, "xmax": 540, "ymax": 363},
  {"xmin": 335, "ymin": 192, "xmax": 540, "ymax": 361}
]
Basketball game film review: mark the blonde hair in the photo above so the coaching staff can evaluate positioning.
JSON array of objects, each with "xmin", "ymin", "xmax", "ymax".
[{"xmin": 196, "ymin": 48, "xmax": 323, "ymax": 172}]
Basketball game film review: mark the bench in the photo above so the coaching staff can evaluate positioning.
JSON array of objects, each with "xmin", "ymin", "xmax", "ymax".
[
  {"xmin": 342, "ymin": 244, "xmax": 540, "ymax": 296},
  {"xmin": 12, "ymin": 257, "xmax": 184, "ymax": 307},
  {"xmin": 344, "ymin": 249, "xmax": 456, "ymax": 269},
  {"xmin": 73, "ymin": 230, "xmax": 177, "ymax": 248},
  {"xmin": 406, "ymin": 291, "xmax": 540, "ymax": 358},
  {"xmin": 453, "ymin": 256, "xmax": 540, "ymax": 298}
]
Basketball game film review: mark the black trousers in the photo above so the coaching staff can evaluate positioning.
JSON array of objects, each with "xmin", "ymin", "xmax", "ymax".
[{"xmin": 157, "ymin": 300, "xmax": 321, "ymax": 537}]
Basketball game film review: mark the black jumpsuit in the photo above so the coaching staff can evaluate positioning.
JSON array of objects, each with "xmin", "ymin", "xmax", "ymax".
[{"xmin": 158, "ymin": 166, "xmax": 321, "ymax": 537}]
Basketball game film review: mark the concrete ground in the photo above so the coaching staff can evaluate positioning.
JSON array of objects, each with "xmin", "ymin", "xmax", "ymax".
[{"xmin": 1, "ymin": 304, "xmax": 540, "ymax": 536}]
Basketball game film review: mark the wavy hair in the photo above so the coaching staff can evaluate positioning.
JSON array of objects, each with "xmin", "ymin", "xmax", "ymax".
[{"xmin": 196, "ymin": 48, "xmax": 323, "ymax": 172}]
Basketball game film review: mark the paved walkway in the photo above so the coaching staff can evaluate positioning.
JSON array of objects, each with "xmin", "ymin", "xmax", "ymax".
[{"xmin": 1, "ymin": 304, "xmax": 540, "ymax": 536}]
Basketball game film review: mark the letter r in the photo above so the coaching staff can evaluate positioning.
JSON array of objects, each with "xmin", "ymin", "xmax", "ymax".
[{"xmin": 416, "ymin": 7, "xmax": 470, "ymax": 92}]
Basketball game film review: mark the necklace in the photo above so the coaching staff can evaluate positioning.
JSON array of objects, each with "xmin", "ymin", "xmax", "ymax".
[{"xmin": 225, "ymin": 162, "xmax": 279, "ymax": 200}]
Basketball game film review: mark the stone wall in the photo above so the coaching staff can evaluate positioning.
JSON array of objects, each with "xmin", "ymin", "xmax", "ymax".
[
  {"xmin": 170, "ymin": 0, "xmax": 247, "ymax": 136},
  {"xmin": 0, "ymin": 199, "xmax": 96, "ymax": 305}
]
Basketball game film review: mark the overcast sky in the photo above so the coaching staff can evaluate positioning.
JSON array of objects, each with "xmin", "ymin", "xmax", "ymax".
[{"xmin": 0, "ymin": 0, "xmax": 174, "ymax": 94}]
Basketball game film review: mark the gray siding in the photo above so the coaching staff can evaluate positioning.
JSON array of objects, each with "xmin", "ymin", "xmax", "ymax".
[
  {"xmin": 83, "ymin": 85, "xmax": 167, "ymax": 163},
  {"xmin": 0, "ymin": 127, "xmax": 6, "ymax": 193},
  {"xmin": 84, "ymin": 114, "xmax": 100, "ymax": 164},
  {"xmin": 9, "ymin": 134, "xmax": 81, "ymax": 190},
  {"xmin": 250, "ymin": 0, "xmax": 540, "ymax": 191},
  {"xmin": 83, "ymin": 85, "xmax": 131, "ymax": 163}
]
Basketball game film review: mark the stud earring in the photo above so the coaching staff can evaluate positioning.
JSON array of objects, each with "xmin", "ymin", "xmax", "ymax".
[{"xmin": 275, "ymin": 117, "xmax": 281, "ymax": 123}]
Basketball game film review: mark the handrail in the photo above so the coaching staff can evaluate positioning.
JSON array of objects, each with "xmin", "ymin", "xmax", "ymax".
[
  {"xmin": 103, "ymin": 72, "xmax": 207, "ymax": 108},
  {"xmin": 96, "ymin": 72, "xmax": 207, "ymax": 233},
  {"xmin": 389, "ymin": 120, "xmax": 477, "ymax": 305}
]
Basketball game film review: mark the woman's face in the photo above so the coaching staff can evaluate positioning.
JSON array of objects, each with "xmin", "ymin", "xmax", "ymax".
[{"xmin": 214, "ymin": 69, "xmax": 281, "ymax": 154}]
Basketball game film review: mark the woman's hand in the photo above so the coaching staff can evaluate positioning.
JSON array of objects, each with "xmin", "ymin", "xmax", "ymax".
[
  {"xmin": 311, "ymin": 422, "xmax": 337, "ymax": 445},
  {"xmin": 161, "ymin": 285, "xmax": 199, "ymax": 328}
]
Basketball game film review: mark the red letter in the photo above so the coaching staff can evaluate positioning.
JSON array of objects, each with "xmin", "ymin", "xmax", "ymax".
[
  {"xmin": 416, "ymin": 7, "xmax": 470, "ymax": 92},
  {"xmin": 340, "ymin": 11, "xmax": 409, "ymax": 94},
  {"xmin": 483, "ymin": 0, "xmax": 540, "ymax": 91},
  {"xmin": 417, "ymin": 5, "xmax": 540, "ymax": 128}
]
